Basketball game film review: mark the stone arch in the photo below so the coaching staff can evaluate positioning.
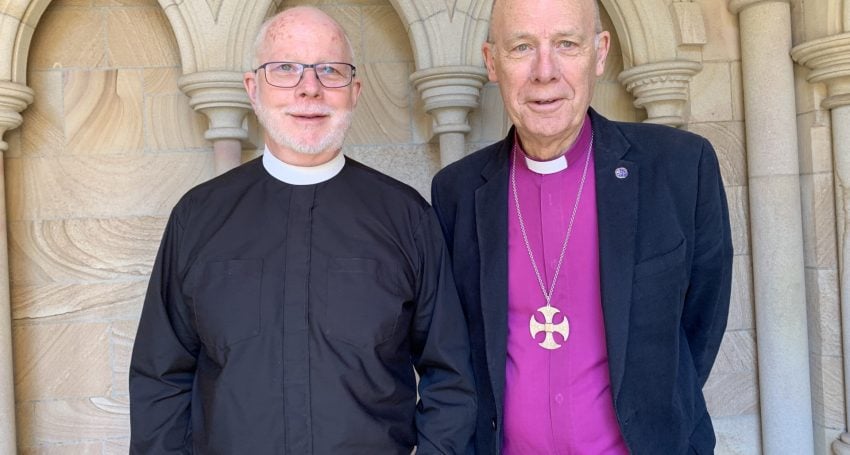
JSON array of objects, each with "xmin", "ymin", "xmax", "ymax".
[{"xmin": 0, "ymin": 0, "xmax": 53, "ymax": 83}]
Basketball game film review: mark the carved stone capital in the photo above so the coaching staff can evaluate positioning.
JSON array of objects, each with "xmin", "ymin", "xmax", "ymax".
[
  {"xmin": 617, "ymin": 60, "xmax": 702, "ymax": 127},
  {"xmin": 410, "ymin": 65, "xmax": 489, "ymax": 136},
  {"xmin": 728, "ymin": 0, "xmax": 791, "ymax": 15},
  {"xmin": 792, "ymin": 33, "xmax": 850, "ymax": 110},
  {"xmin": 178, "ymin": 71, "xmax": 253, "ymax": 143},
  {"xmin": 0, "ymin": 81, "xmax": 34, "ymax": 152}
]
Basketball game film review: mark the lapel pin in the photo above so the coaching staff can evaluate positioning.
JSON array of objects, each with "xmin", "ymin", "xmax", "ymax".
[{"xmin": 615, "ymin": 167, "xmax": 629, "ymax": 179}]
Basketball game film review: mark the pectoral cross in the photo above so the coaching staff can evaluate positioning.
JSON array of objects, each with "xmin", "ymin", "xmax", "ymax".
[{"xmin": 529, "ymin": 306, "xmax": 570, "ymax": 350}]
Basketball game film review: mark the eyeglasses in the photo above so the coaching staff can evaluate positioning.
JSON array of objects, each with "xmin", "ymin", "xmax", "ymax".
[{"xmin": 256, "ymin": 61, "xmax": 357, "ymax": 88}]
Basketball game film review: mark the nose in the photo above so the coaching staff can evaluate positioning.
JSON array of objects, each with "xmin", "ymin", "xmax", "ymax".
[
  {"xmin": 296, "ymin": 67, "xmax": 322, "ymax": 97},
  {"xmin": 531, "ymin": 47, "xmax": 559, "ymax": 83}
]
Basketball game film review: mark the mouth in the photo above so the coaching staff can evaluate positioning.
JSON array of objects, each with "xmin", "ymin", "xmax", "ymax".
[{"xmin": 527, "ymin": 97, "xmax": 565, "ymax": 111}]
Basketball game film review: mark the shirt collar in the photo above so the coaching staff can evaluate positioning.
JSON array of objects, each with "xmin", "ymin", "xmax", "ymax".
[
  {"xmin": 515, "ymin": 114, "xmax": 593, "ymax": 175},
  {"xmin": 262, "ymin": 145, "xmax": 346, "ymax": 185}
]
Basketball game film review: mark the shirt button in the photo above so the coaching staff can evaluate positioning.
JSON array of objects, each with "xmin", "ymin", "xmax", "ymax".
[{"xmin": 554, "ymin": 393, "xmax": 564, "ymax": 404}]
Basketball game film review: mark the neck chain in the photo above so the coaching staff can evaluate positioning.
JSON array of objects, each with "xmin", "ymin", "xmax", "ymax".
[{"xmin": 511, "ymin": 132, "xmax": 593, "ymax": 350}]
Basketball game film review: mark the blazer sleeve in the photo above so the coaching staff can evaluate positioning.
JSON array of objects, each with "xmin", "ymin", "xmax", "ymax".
[
  {"xmin": 410, "ymin": 207, "xmax": 477, "ymax": 454},
  {"xmin": 682, "ymin": 138, "xmax": 734, "ymax": 386},
  {"xmin": 129, "ymin": 209, "xmax": 199, "ymax": 454}
]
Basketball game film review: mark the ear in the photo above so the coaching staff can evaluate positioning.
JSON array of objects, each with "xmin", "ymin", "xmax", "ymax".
[
  {"xmin": 482, "ymin": 41, "xmax": 498, "ymax": 82},
  {"xmin": 350, "ymin": 77, "xmax": 362, "ymax": 108},
  {"xmin": 243, "ymin": 70, "xmax": 259, "ymax": 107},
  {"xmin": 594, "ymin": 31, "xmax": 611, "ymax": 76}
]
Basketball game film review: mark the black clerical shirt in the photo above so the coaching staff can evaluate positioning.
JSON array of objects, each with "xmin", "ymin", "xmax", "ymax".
[{"xmin": 129, "ymin": 156, "xmax": 476, "ymax": 454}]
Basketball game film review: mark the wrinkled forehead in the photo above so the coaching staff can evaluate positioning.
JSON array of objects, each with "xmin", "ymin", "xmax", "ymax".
[
  {"xmin": 489, "ymin": 0, "xmax": 599, "ymax": 42},
  {"xmin": 259, "ymin": 13, "xmax": 353, "ymax": 62}
]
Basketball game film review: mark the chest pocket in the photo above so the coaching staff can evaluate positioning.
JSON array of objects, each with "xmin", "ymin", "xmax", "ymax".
[
  {"xmin": 324, "ymin": 257, "xmax": 408, "ymax": 348},
  {"xmin": 193, "ymin": 259, "xmax": 262, "ymax": 349}
]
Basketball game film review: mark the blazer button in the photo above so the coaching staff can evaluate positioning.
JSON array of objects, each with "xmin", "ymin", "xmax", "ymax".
[{"xmin": 491, "ymin": 418, "xmax": 497, "ymax": 430}]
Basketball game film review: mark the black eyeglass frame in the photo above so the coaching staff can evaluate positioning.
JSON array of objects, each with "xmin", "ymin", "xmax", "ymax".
[{"xmin": 255, "ymin": 61, "xmax": 357, "ymax": 89}]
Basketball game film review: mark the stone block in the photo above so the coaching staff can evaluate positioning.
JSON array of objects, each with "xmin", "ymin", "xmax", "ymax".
[
  {"xmin": 28, "ymin": 7, "xmax": 107, "ymax": 70},
  {"xmin": 731, "ymin": 61, "xmax": 744, "ymax": 121},
  {"xmin": 64, "ymin": 69, "xmax": 144, "ymax": 154},
  {"xmin": 5, "ymin": 152, "xmax": 213, "ymax": 220},
  {"xmin": 810, "ymin": 353, "xmax": 845, "ymax": 429},
  {"xmin": 8, "ymin": 217, "xmax": 165, "ymax": 285},
  {"xmin": 103, "ymin": 439, "xmax": 131, "ymax": 454},
  {"xmin": 592, "ymin": 80, "xmax": 643, "ymax": 123},
  {"xmin": 11, "ymin": 281, "xmax": 147, "ymax": 324},
  {"xmin": 687, "ymin": 122, "xmax": 746, "ymax": 187},
  {"xmin": 344, "ymin": 143, "xmax": 438, "ymax": 198},
  {"xmin": 112, "ymin": 320, "xmax": 138, "ymax": 397},
  {"xmin": 348, "ymin": 62, "xmax": 413, "ymax": 145},
  {"xmin": 727, "ymin": 258, "xmax": 754, "ymax": 331},
  {"xmin": 19, "ymin": 441, "xmax": 102, "ymax": 454},
  {"xmin": 20, "ymin": 70, "xmax": 64, "ymax": 157},
  {"xmin": 712, "ymin": 414, "xmax": 762, "ymax": 455},
  {"xmin": 704, "ymin": 331, "xmax": 759, "ymax": 417},
  {"xmin": 145, "ymin": 93, "xmax": 209, "ymax": 151},
  {"xmin": 362, "ymin": 5, "xmax": 411, "ymax": 62},
  {"xmin": 467, "ymin": 83, "xmax": 509, "ymax": 145},
  {"xmin": 697, "ymin": 0, "xmax": 741, "ymax": 62},
  {"xmin": 804, "ymin": 268, "xmax": 841, "ymax": 356},
  {"xmin": 798, "ymin": 172, "xmax": 837, "ymax": 269},
  {"xmin": 796, "ymin": 112, "xmax": 833, "ymax": 175},
  {"xmin": 20, "ymin": 397, "xmax": 128, "ymax": 446},
  {"xmin": 690, "ymin": 62, "xmax": 734, "ymax": 122},
  {"xmin": 725, "ymin": 185, "xmax": 750, "ymax": 256},
  {"xmin": 13, "ymin": 323, "xmax": 111, "ymax": 401},
  {"xmin": 106, "ymin": 7, "xmax": 179, "ymax": 67},
  {"xmin": 97, "ymin": 0, "xmax": 159, "ymax": 6},
  {"xmin": 793, "ymin": 64, "xmax": 827, "ymax": 115}
]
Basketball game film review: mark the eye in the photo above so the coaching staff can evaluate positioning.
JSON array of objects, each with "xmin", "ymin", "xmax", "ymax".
[
  {"xmin": 273, "ymin": 62, "xmax": 299, "ymax": 73},
  {"xmin": 556, "ymin": 40, "xmax": 576, "ymax": 49},
  {"xmin": 318, "ymin": 64, "xmax": 341, "ymax": 76},
  {"xmin": 513, "ymin": 43, "xmax": 531, "ymax": 53}
]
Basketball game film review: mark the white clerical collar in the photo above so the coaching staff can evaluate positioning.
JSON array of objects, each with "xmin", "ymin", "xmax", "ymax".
[
  {"xmin": 524, "ymin": 154, "xmax": 568, "ymax": 175},
  {"xmin": 262, "ymin": 146, "xmax": 345, "ymax": 185}
]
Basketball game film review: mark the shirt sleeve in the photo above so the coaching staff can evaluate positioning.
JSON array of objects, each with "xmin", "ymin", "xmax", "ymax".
[
  {"xmin": 682, "ymin": 138, "xmax": 734, "ymax": 386},
  {"xmin": 409, "ymin": 207, "xmax": 477, "ymax": 455},
  {"xmin": 129, "ymin": 207, "xmax": 200, "ymax": 454}
]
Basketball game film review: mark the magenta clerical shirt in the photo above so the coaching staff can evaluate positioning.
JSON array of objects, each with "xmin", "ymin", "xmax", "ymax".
[{"xmin": 503, "ymin": 116, "xmax": 628, "ymax": 454}]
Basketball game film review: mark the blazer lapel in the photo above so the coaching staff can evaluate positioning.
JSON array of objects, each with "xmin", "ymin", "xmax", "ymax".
[
  {"xmin": 475, "ymin": 137, "xmax": 510, "ymax": 413},
  {"xmin": 591, "ymin": 111, "xmax": 638, "ymax": 403}
]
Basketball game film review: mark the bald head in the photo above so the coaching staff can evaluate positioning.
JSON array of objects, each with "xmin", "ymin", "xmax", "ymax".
[
  {"xmin": 488, "ymin": 0, "xmax": 603, "ymax": 43},
  {"xmin": 252, "ymin": 6, "xmax": 355, "ymax": 69}
]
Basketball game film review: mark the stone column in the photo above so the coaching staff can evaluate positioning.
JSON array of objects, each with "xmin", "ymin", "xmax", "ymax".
[
  {"xmin": 178, "ymin": 71, "xmax": 253, "ymax": 175},
  {"xmin": 791, "ymin": 32, "xmax": 850, "ymax": 454},
  {"xmin": 728, "ymin": 0, "xmax": 814, "ymax": 453},
  {"xmin": 617, "ymin": 60, "xmax": 702, "ymax": 127},
  {"xmin": 410, "ymin": 66, "xmax": 489, "ymax": 168},
  {"xmin": 0, "ymin": 81, "xmax": 34, "ymax": 455}
]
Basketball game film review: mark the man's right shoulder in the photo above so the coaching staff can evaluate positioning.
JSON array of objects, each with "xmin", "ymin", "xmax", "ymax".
[{"xmin": 432, "ymin": 139, "xmax": 505, "ymax": 190}]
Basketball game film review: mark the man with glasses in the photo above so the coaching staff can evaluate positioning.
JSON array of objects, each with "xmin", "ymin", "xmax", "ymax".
[{"xmin": 129, "ymin": 6, "xmax": 475, "ymax": 454}]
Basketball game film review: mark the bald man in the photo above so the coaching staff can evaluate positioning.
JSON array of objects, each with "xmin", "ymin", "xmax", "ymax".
[
  {"xmin": 129, "ymin": 7, "xmax": 475, "ymax": 454},
  {"xmin": 431, "ymin": 0, "xmax": 733, "ymax": 453}
]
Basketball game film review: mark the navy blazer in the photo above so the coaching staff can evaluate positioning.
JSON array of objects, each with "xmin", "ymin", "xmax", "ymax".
[{"xmin": 431, "ymin": 109, "xmax": 733, "ymax": 454}]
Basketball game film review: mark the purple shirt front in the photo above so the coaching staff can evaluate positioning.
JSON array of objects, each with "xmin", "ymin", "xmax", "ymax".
[{"xmin": 503, "ymin": 117, "xmax": 628, "ymax": 454}]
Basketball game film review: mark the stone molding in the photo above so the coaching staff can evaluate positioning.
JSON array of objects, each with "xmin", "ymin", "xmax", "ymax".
[
  {"xmin": 410, "ymin": 65, "xmax": 488, "ymax": 166},
  {"xmin": 0, "ymin": 80, "xmax": 32, "ymax": 150},
  {"xmin": 178, "ymin": 70, "xmax": 252, "ymax": 143},
  {"xmin": 617, "ymin": 60, "xmax": 702, "ymax": 127},
  {"xmin": 411, "ymin": 65, "xmax": 488, "ymax": 135},
  {"xmin": 791, "ymin": 32, "xmax": 850, "ymax": 110}
]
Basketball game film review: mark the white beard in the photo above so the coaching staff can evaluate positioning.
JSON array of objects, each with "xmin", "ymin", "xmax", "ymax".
[{"xmin": 254, "ymin": 100, "xmax": 352, "ymax": 156}]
